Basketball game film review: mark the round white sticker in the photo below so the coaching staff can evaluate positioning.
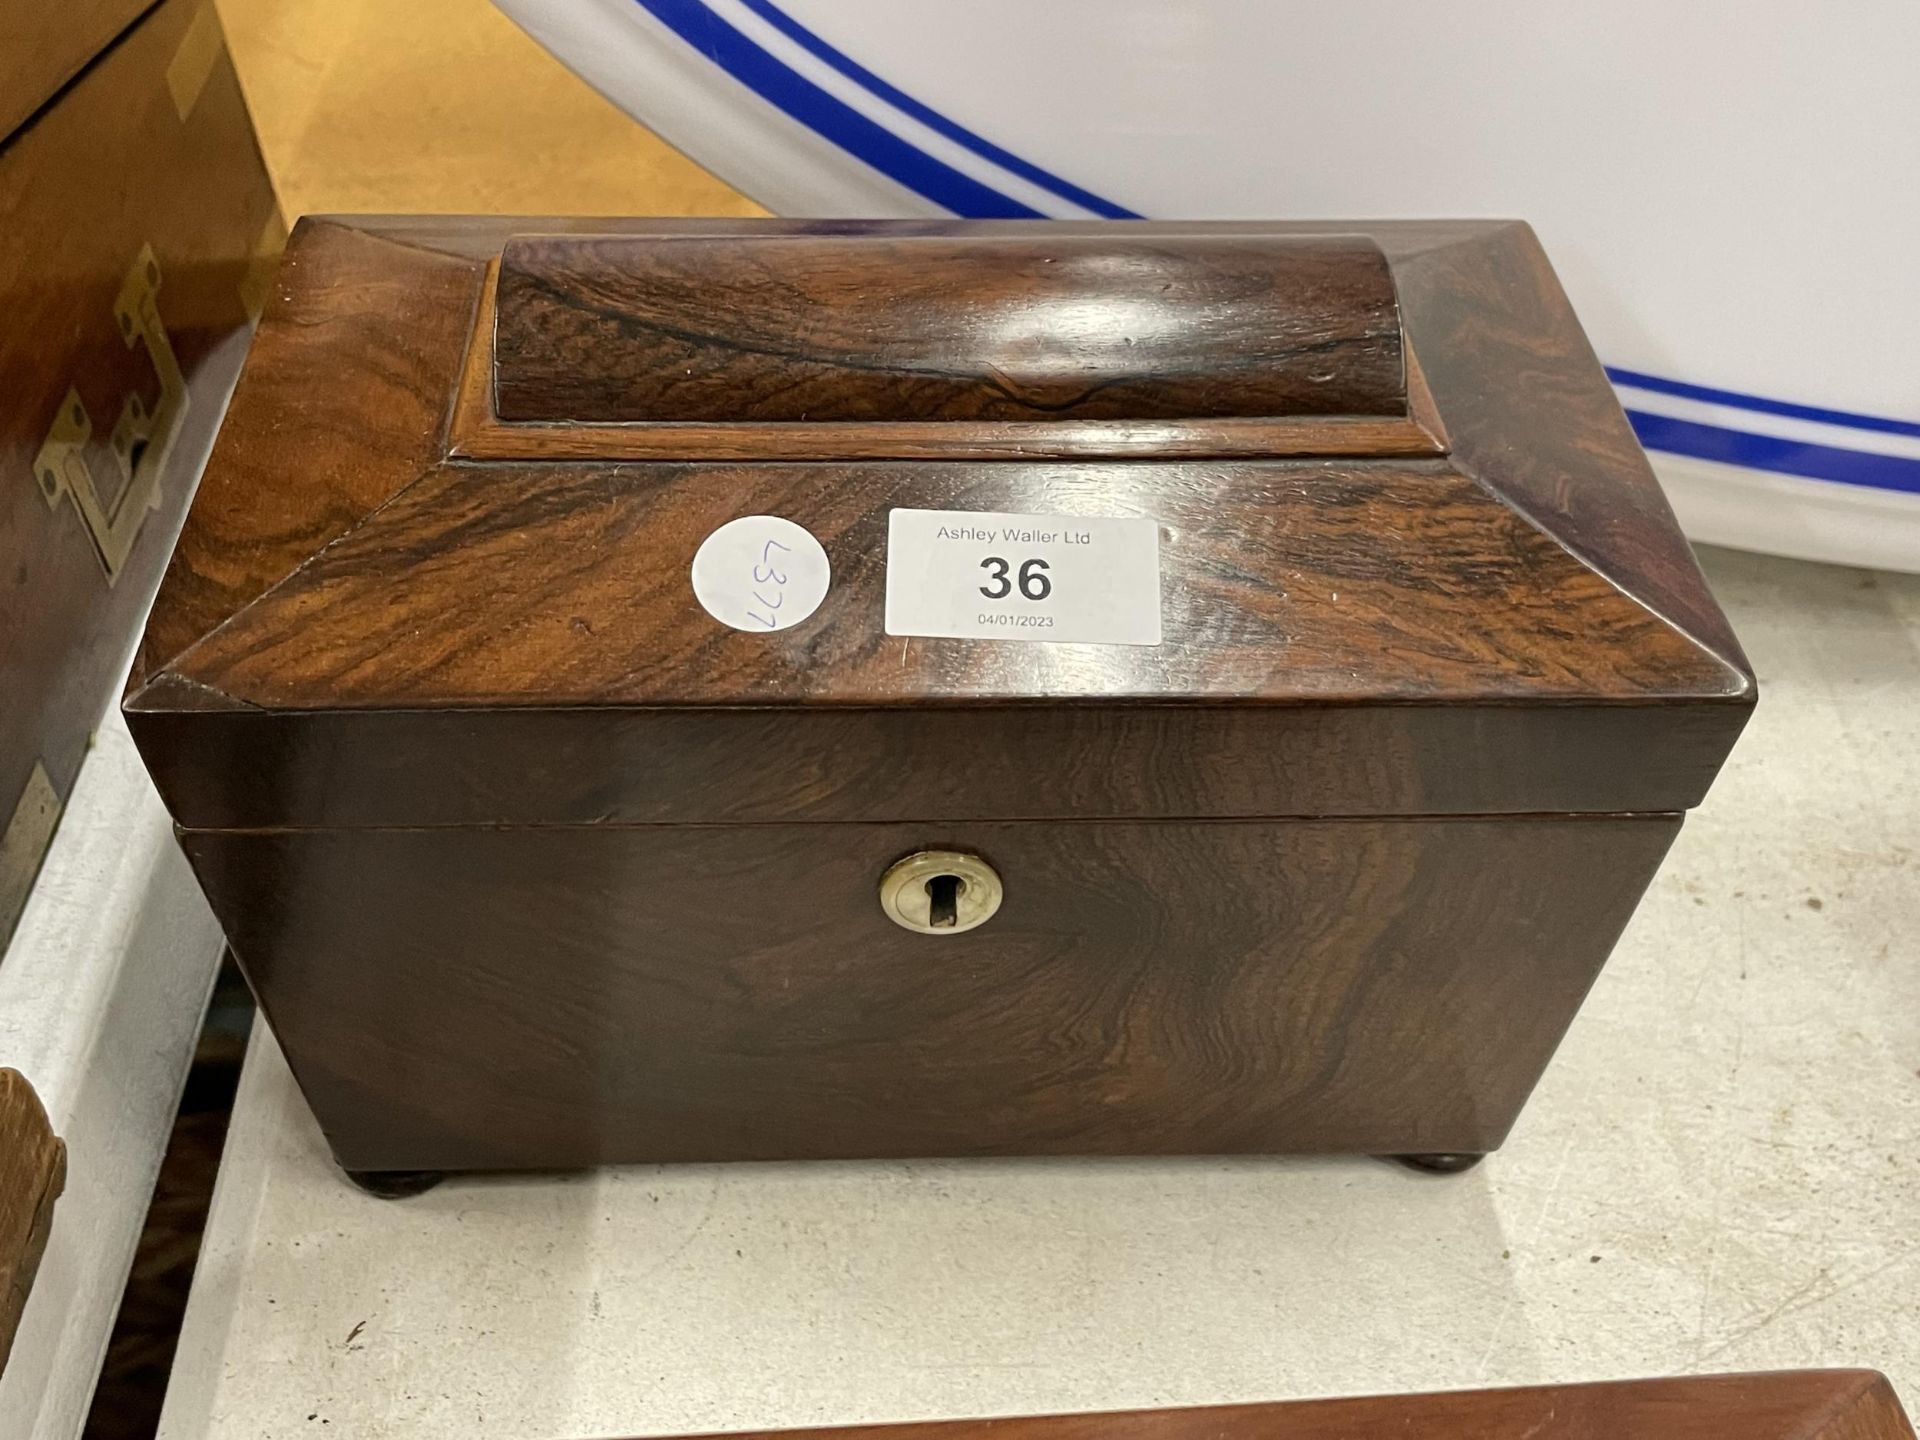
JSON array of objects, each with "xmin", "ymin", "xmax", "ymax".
[{"xmin": 690, "ymin": 515, "xmax": 831, "ymax": 633}]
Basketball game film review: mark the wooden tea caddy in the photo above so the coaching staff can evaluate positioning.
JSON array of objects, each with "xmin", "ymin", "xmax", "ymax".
[{"xmin": 126, "ymin": 218, "xmax": 1753, "ymax": 1193}]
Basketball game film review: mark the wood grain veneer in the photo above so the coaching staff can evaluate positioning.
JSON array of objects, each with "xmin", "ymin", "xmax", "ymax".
[
  {"xmin": 126, "ymin": 218, "xmax": 1754, "ymax": 1178},
  {"xmin": 624, "ymin": 1373, "xmax": 1916, "ymax": 1440},
  {"xmin": 183, "ymin": 813, "xmax": 1677, "ymax": 1170},
  {"xmin": 0, "ymin": 1069, "xmax": 64, "ymax": 1374},
  {"xmin": 494, "ymin": 232, "xmax": 1409, "ymax": 423}
]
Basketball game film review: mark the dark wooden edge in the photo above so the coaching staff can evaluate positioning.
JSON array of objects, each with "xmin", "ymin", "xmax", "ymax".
[
  {"xmin": 0, "ymin": 1068, "xmax": 66, "ymax": 1376},
  {"xmin": 447, "ymin": 257, "xmax": 1449, "ymax": 462},
  {"xmin": 618, "ymin": 1372, "xmax": 1913, "ymax": 1440},
  {"xmin": 122, "ymin": 701, "xmax": 1740, "ymax": 829}
]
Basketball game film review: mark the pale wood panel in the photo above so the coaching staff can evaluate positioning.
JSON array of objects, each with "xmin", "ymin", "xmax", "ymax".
[
  {"xmin": 0, "ymin": 0, "xmax": 152, "ymax": 142},
  {"xmin": 211, "ymin": 0, "xmax": 764, "ymax": 219}
]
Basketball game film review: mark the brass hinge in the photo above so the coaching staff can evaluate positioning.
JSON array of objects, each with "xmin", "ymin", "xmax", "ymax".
[{"xmin": 31, "ymin": 245, "xmax": 188, "ymax": 586}]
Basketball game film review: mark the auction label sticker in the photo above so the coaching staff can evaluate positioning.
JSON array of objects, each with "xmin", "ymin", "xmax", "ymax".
[
  {"xmin": 691, "ymin": 515, "xmax": 831, "ymax": 632},
  {"xmin": 885, "ymin": 508, "xmax": 1161, "ymax": 646}
]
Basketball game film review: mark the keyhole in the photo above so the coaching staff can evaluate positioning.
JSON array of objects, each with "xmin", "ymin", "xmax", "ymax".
[
  {"xmin": 880, "ymin": 851, "xmax": 1002, "ymax": 936},
  {"xmin": 925, "ymin": 873, "xmax": 965, "ymax": 928}
]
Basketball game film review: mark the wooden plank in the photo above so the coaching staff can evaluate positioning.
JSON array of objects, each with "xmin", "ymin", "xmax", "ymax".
[
  {"xmin": 0, "ymin": 1069, "xmax": 65, "ymax": 1375},
  {"xmin": 627, "ymin": 1373, "xmax": 1916, "ymax": 1440}
]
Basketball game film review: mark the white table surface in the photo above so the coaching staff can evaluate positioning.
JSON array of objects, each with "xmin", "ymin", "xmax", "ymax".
[
  {"xmin": 158, "ymin": 546, "xmax": 1919, "ymax": 1440},
  {"xmin": 0, "ymin": 709, "xmax": 226, "ymax": 1439}
]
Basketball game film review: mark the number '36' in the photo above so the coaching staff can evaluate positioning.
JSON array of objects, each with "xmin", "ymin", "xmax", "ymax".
[{"xmin": 978, "ymin": 556, "xmax": 1052, "ymax": 601}]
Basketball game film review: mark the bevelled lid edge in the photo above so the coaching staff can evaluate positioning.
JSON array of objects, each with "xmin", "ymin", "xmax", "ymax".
[
  {"xmin": 126, "ymin": 217, "xmax": 491, "ymax": 703},
  {"xmin": 1391, "ymin": 221, "xmax": 1754, "ymax": 698}
]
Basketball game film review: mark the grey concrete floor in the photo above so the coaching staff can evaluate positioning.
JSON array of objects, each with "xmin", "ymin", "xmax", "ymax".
[{"xmin": 157, "ymin": 547, "xmax": 1919, "ymax": 1439}]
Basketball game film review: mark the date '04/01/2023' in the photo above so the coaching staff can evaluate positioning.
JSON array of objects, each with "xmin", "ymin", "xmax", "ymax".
[{"xmin": 976, "ymin": 611, "xmax": 1056, "ymax": 628}]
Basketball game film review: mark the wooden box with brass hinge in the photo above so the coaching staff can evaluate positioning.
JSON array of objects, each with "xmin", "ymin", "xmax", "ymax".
[
  {"xmin": 0, "ymin": 0, "xmax": 281, "ymax": 947},
  {"xmin": 126, "ymin": 217, "xmax": 1753, "ymax": 1190}
]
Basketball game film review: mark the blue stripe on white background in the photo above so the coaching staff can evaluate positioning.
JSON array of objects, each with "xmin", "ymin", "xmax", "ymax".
[
  {"xmin": 634, "ymin": 0, "xmax": 1123, "ymax": 217},
  {"xmin": 1624, "ymin": 414, "xmax": 1920, "ymax": 496},
  {"xmin": 736, "ymin": 0, "xmax": 1141, "ymax": 219},
  {"xmin": 1614, "ymin": 376, "xmax": 1920, "ymax": 495},
  {"xmin": 632, "ymin": 0, "xmax": 1045, "ymax": 215},
  {"xmin": 636, "ymin": 0, "xmax": 1920, "ymax": 498},
  {"xmin": 1608, "ymin": 367, "xmax": 1920, "ymax": 439}
]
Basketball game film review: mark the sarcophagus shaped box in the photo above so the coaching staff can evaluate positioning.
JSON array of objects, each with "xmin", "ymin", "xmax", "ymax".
[{"xmin": 125, "ymin": 218, "xmax": 1752, "ymax": 1187}]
